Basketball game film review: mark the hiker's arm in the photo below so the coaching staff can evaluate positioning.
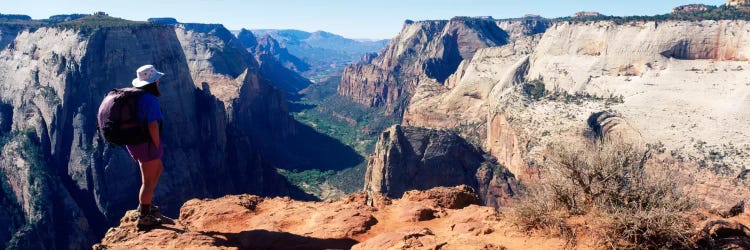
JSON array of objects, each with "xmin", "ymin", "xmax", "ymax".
[{"xmin": 148, "ymin": 121, "xmax": 160, "ymax": 146}]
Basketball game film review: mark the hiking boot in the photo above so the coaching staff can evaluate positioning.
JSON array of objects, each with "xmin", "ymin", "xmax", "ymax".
[
  {"xmin": 136, "ymin": 214, "xmax": 160, "ymax": 230},
  {"xmin": 136, "ymin": 204, "xmax": 162, "ymax": 230},
  {"xmin": 149, "ymin": 204, "xmax": 162, "ymax": 218}
]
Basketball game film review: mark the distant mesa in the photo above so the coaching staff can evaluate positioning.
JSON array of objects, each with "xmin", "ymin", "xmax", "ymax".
[
  {"xmin": 523, "ymin": 14, "xmax": 542, "ymax": 18},
  {"xmin": 474, "ymin": 16, "xmax": 493, "ymax": 20},
  {"xmin": 573, "ymin": 11, "xmax": 603, "ymax": 18},
  {"xmin": 673, "ymin": 4, "xmax": 710, "ymax": 14},
  {"xmin": 148, "ymin": 17, "xmax": 179, "ymax": 25},
  {"xmin": 0, "ymin": 13, "xmax": 32, "ymax": 21}
]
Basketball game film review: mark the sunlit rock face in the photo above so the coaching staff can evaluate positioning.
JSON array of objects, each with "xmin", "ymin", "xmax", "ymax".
[{"xmin": 338, "ymin": 17, "xmax": 509, "ymax": 116}]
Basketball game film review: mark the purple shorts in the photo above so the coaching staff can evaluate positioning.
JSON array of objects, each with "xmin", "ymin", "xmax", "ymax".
[{"xmin": 126, "ymin": 142, "xmax": 163, "ymax": 163}]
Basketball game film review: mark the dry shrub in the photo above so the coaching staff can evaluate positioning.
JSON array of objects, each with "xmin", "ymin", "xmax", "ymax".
[{"xmin": 512, "ymin": 140, "xmax": 697, "ymax": 249}]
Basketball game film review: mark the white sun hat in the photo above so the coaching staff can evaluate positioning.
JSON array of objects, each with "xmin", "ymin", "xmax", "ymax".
[{"xmin": 132, "ymin": 65, "xmax": 165, "ymax": 87}]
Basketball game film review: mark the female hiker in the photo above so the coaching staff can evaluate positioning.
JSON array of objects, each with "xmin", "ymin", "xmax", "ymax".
[{"xmin": 127, "ymin": 64, "xmax": 165, "ymax": 229}]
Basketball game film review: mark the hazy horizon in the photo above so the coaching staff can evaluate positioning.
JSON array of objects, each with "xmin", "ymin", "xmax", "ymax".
[{"xmin": 1, "ymin": 0, "xmax": 727, "ymax": 39}]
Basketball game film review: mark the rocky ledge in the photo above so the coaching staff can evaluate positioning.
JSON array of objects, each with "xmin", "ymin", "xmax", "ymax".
[
  {"xmin": 93, "ymin": 185, "xmax": 750, "ymax": 249},
  {"xmin": 93, "ymin": 185, "xmax": 570, "ymax": 249}
]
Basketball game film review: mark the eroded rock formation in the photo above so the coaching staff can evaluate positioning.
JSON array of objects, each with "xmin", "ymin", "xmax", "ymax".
[
  {"xmin": 251, "ymin": 34, "xmax": 312, "ymax": 95},
  {"xmin": 0, "ymin": 20, "xmax": 307, "ymax": 249},
  {"xmin": 94, "ymin": 185, "xmax": 569, "ymax": 250},
  {"xmin": 364, "ymin": 125, "xmax": 517, "ymax": 208},
  {"xmin": 337, "ymin": 17, "xmax": 509, "ymax": 115}
]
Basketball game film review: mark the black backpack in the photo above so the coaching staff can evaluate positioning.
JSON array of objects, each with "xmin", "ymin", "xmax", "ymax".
[{"xmin": 97, "ymin": 88, "xmax": 151, "ymax": 146}]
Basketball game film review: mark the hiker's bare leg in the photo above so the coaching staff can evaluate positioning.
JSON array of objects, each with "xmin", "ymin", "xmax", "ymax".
[{"xmin": 139, "ymin": 158, "xmax": 163, "ymax": 205}]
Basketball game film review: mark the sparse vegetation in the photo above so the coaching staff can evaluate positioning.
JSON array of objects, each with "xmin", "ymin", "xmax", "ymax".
[
  {"xmin": 521, "ymin": 80, "xmax": 624, "ymax": 106},
  {"xmin": 522, "ymin": 80, "xmax": 546, "ymax": 100},
  {"xmin": 51, "ymin": 15, "xmax": 162, "ymax": 34},
  {"xmin": 512, "ymin": 140, "xmax": 697, "ymax": 249},
  {"xmin": 292, "ymin": 94, "xmax": 398, "ymax": 155},
  {"xmin": 556, "ymin": 5, "xmax": 750, "ymax": 24},
  {"xmin": 288, "ymin": 76, "xmax": 400, "ymax": 196},
  {"xmin": 278, "ymin": 169, "xmax": 335, "ymax": 187},
  {"xmin": 0, "ymin": 128, "xmax": 55, "ymax": 248},
  {"xmin": 546, "ymin": 89, "xmax": 624, "ymax": 106}
]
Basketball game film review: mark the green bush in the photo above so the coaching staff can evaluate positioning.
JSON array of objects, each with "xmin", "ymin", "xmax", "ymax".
[{"xmin": 522, "ymin": 80, "xmax": 546, "ymax": 100}]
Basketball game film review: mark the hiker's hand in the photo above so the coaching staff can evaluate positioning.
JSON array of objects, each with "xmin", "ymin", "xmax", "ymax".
[{"xmin": 148, "ymin": 121, "xmax": 160, "ymax": 146}]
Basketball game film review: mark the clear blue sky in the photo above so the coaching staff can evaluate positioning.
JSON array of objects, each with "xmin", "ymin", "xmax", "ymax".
[{"xmin": 1, "ymin": 0, "xmax": 726, "ymax": 39}]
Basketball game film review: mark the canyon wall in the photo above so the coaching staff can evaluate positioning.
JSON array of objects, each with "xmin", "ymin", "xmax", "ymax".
[
  {"xmin": 337, "ymin": 17, "xmax": 509, "ymax": 115},
  {"xmin": 364, "ymin": 125, "xmax": 517, "ymax": 208},
  {"xmin": 0, "ymin": 21, "xmax": 305, "ymax": 249}
]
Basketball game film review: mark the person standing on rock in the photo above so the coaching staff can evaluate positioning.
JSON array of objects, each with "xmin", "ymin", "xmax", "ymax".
[{"xmin": 127, "ymin": 65, "xmax": 166, "ymax": 230}]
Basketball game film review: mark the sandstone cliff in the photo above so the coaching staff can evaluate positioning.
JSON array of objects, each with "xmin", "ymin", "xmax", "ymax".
[
  {"xmin": 364, "ymin": 125, "xmax": 517, "ymax": 208},
  {"xmin": 0, "ymin": 19, "xmax": 311, "ymax": 249},
  {"xmin": 525, "ymin": 20, "xmax": 750, "ymax": 155},
  {"xmin": 176, "ymin": 23, "xmax": 361, "ymax": 178},
  {"xmin": 408, "ymin": 19, "xmax": 750, "ymax": 207},
  {"xmin": 403, "ymin": 35, "xmax": 540, "ymax": 144},
  {"xmin": 495, "ymin": 17, "xmax": 550, "ymax": 41},
  {"xmin": 506, "ymin": 20, "xmax": 750, "ymax": 204},
  {"xmin": 338, "ymin": 17, "xmax": 509, "ymax": 115}
]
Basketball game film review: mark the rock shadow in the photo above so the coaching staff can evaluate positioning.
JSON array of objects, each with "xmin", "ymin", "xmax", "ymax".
[{"xmin": 207, "ymin": 229, "xmax": 358, "ymax": 250}]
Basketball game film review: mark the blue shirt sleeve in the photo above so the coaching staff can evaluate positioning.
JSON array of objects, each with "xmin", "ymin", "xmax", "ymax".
[{"xmin": 138, "ymin": 94, "xmax": 163, "ymax": 123}]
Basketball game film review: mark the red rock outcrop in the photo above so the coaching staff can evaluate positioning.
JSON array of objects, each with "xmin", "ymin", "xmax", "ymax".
[
  {"xmin": 96, "ymin": 185, "xmax": 750, "ymax": 249},
  {"xmin": 94, "ymin": 186, "xmax": 570, "ymax": 250}
]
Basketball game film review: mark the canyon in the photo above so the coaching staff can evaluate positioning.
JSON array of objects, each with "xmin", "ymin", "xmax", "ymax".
[
  {"xmin": 0, "ymin": 16, "xmax": 360, "ymax": 249},
  {"xmin": 342, "ymin": 16, "xmax": 750, "ymax": 188},
  {"xmin": 0, "ymin": 3, "xmax": 749, "ymax": 249}
]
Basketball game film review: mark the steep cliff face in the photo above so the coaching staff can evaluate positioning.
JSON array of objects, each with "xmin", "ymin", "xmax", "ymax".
[
  {"xmin": 174, "ymin": 22, "xmax": 298, "ymax": 196},
  {"xmin": 338, "ymin": 17, "xmax": 508, "ymax": 115},
  {"xmin": 0, "ymin": 22, "xmax": 300, "ymax": 249},
  {"xmin": 175, "ymin": 23, "xmax": 253, "ymax": 106},
  {"xmin": 0, "ymin": 132, "xmax": 93, "ymax": 249},
  {"xmin": 252, "ymin": 35, "xmax": 312, "ymax": 96},
  {"xmin": 364, "ymin": 125, "xmax": 517, "ymax": 207},
  {"xmin": 235, "ymin": 28, "xmax": 257, "ymax": 49},
  {"xmin": 176, "ymin": 23, "xmax": 361, "ymax": 189},
  {"xmin": 403, "ymin": 35, "xmax": 539, "ymax": 143},
  {"xmin": 0, "ymin": 24, "xmax": 203, "ymax": 248},
  {"xmin": 192, "ymin": 25, "xmax": 362, "ymax": 172},
  {"xmin": 254, "ymin": 33, "xmax": 310, "ymax": 73},
  {"xmin": 495, "ymin": 17, "xmax": 550, "ymax": 41},
  {"xmin": 400, "ymin": 19, "xmax": 549, "ymax": 172}
]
